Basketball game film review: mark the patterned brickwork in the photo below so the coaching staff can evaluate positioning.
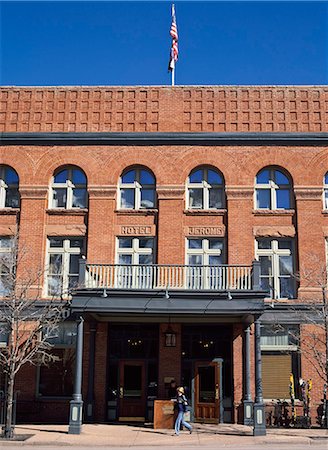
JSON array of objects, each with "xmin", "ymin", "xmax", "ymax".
[{"xmin": 0, "ymin": 86, "xmax": 327, "ymax": 133}]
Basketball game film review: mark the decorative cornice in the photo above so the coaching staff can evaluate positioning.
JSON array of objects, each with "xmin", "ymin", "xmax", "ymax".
[
  {"xmin": 88, "ymin": 185, "xmax": 117, "ymax": 199},
  {"xmin": 19, "ymin": 186, "xmax": 48, "ymax": 199},
  {"xmin": 225, "ymin": 186, "xmax": 253, "ymax": 199},
  {"xmin": 294, "ymin": 186, "xmax": 323, "ymax": 200},
  {"xmin": 1, "ymin": 132, "xmax": 328, "ymax": 146},
  {"xmin": 157, "ymin": 186, "xmax": 185, "ymax": 200},
  {"xmin": 253, "ymin": 225, "xmax": 296, "ymax": 238}
]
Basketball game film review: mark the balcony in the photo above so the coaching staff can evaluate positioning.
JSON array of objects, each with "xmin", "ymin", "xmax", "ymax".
[{"xmin": 79, "ymin": 261, "xmax": 261, "ymax": 292}]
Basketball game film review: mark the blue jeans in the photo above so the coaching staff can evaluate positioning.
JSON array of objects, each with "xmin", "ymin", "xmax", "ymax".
[{"xmin": 174, "ymin": 410, "xmax": 192, "ymax": 435}]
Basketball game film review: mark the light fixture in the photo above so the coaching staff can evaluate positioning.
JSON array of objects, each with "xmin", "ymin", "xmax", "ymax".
[
  {"xmin": 101, "ymin": 289, "xmax": 108, "ymax": 298},
  {"xmin": 165, "ymin": 288, "xmax": 170, "ymax": 299},
  {"xmin": 227, "ymin": 291, "xmax": 232, "ymax": 300},
  {"xmin": 164, "ymin": 323, "xmax": 176, "ymax": 347}
]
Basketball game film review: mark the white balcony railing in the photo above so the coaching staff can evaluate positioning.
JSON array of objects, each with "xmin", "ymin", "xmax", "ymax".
[{"xmin": 83, "ymin": 264, "xmax": 253, "ymax": 291}]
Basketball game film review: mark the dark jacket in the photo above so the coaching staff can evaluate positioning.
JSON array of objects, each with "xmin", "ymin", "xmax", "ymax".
[{"xmin": 177, "ymin": 394, "xmax": 188, "ymax": 412}]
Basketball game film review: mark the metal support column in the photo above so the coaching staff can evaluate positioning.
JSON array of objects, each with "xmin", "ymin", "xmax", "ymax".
[
  {"xmin": 253, "ymin": 318, "xmax": 266, "ymax": 436},
  {"xmin": 68, "ymin": 316, "xmax": 84, "ymax": 435},
  {"xmin": 243, "ymin": 325, "xmax": 253, "ymax": 425},
  {"xmin": 86, "ymin": 321, "xmax": 97, "ymax": 422}
]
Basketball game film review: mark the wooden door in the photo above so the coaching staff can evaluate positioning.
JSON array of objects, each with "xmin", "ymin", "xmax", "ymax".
[
  {"xmin": 118, "ymin": 361, "xmax": 146, "ymax": 421},
  {"xmin": 194, "ymin": 361, "xmax": 220, "ymax": 423}
]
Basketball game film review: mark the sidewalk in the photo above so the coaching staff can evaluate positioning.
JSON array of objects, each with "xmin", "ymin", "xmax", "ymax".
[{"xmin": 0, "ymin": 423, "xmax": 327, "ymax": 447}]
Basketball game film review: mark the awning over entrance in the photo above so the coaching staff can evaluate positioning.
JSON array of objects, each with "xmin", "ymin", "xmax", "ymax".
[{"xmin": 70, "ymin": 289, "xmax": 265, "ymax": 317}]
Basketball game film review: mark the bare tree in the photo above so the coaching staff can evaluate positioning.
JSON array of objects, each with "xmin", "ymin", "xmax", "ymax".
[{"xmin": 0, "ymin": 235, "xmax": 69, "ymax": 439}]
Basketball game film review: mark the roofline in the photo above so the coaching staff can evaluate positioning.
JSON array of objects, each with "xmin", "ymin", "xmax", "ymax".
[
  {"xmin": 1, "ymin": 85, "xmax": 327, "ymax": 89},
  {"xmin": 1, "ymin": 131, "xmax": 328, "ymax": 146}
]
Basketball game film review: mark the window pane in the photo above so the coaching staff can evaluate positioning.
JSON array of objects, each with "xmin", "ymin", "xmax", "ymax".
[
  {"xmin": 120, "ymin": 189, "xmax": 134, "ymax": 209},
  {"xmin": 259, "ymin": 256, "xmax": 272, "ymax": 276},
  {"xmin": 189, "ymin": 169, "xmax": 203, "ymax": 183},
  {"xmin": 119, "ymin": 254, "xmax": 132, "ymax": 264},
  {"xmin": 276, "ymin": 189, "xmax": 290, "ymax": 209},
  {"xmin": 325, "ymin": 173, "xmax": 328, "ymax": 185},
  {"xmin": 122, "ymin": 170, "xmax": 136, "ymax": 183},
  {"xmin": 49, "ymin": 254, "xmax": 63, "ymax": 274},
  {"xmin": 280, "ymin": 278, "xmax": 294, "ymax": 299},
  {"xmin": 119, "ymin": 238, "xmax": 132, "ymax": 248},
  {"xmin": 275, "ymin": 170, "xmax": 289, "ymax": 185},
  {"xmin": 260, "ymin": 277, "xmax": 271, "ymax": 294},
  {"xmin": 189, "ymin": 188, "xmax": 203, "ymax": 208},
  {"xmin": 39, "ymin": 348, "xmax": 75, "ymax": 397},
  {"xmin": 139, "ymin": 254, "xmax": 153, "ymax": 265},
  {"xmin": 68, "ymin": 275, "xmax": 79, "ymax": 290},
  {"xmin": 52, "ymin": 188, "xmax": 67, "ymax": 208},
  {"xmin": 47, "ymin": 275, "xmax": 63, "ymax": 296},
  {"xmin": 69, "ymin": 255, "xmax": 80, "ymax": 274},
  {"xmin": 140, "ymin": 170, "xmax": 154, "ymax": 185},
  {"xmin": 139, "ymin": 238, "xmax": 153, "ymax": 249},
  {"xmin": 54, "ymin": 170, "xmax": 68, "ymax": 183},
  {"xmin": 188, "ymin": 239, "xmax": 202, "ymax": 249},
  {"xmin": 140, "ymin": 189, "xmax": 155, "ymax": 208},
  {"xmin": 208, "ymin": 239, "xmax": 223, "ymax": 250},
  {"xmin": 72, "ymin": 188, "xmax": 87, "ymax": 208},
  {"xmin": 5, "ymin": 168, "xmax": 19, "ymax": 185},
  {"xmin": 257, "ymin": 239, "xmax": 271, "ymax": 249},
  {"xmin": 188, "ymin": 255, "xmax": 202, "ymax": 265},
  {"xmin": 256, "ymin": 189, "xmax": 271, "ymax": 209},
  {"xmin": 49, "ymin": 238, "xmax": 64, "ymax": 248},
  {"xmin": 325, "ymin": 190, "xmax": 328, "ymax": 209},
  {"xmin": 5, "ymin": 189, "xmax": 19, "ymax": 208},
  {"xmin": 278, "ymin": 240, "xmax": 292, "ymax": 250},
  {"xmin": 0, "ymin": 238, "xmax": 12, "ymax": 249},
  {"xmin": 209, "ymin": 188, "xmax": 223, "ymax": 209},
  {"xmin": 209, "ymin": 255, "xmax": 223, "ymax": 265},
  {"xmin": 70, "ymin": 239, "xmax": 83, "ymax": 248},
  {"xmin": 207, "ymin": 170, "xmax": 222, "ymax": 185},
  {"xmin": 279, "ymin": 256, "xmax": 293, "ymax": 275},
  {"xmin": 72, "ymin": 169, "xmax": 86, "ymax": 184},
  {"xmin": 256, "ymin": 169, "xmax": 270, "ymax": 184}
]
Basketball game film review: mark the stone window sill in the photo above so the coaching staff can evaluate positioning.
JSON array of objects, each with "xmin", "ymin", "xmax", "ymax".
[
  {"xmin": 253, "ymin": 209, "xmax": 295, "ymax": 216},
  {"xmin": 46, "ymin": 208, "xmax": 88, "ymax": 216},
  {"xmin": 0, "ymin": 208, "xmax": 20, "ymax": 215},
  {"xmin": 115, "ymin": 209, "xmax": 158, "ymax": 216},
  {"xmin": 184, "ymin": 209, "xmax": 227, "ymax": 216}
]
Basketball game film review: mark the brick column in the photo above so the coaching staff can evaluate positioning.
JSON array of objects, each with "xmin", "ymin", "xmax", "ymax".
[
  {"xmin": 16, "ymin": 186, "xmax": 47, "ymax": 294},
  {"xmin": 158, "ymin": 323, "xmax": 181, "ymax": 399},
  {"xmin": 156, "ymin": 186, "xmax": 185, "ymax": 265},
  {"xmin": 87, "ymin": 186, "xmax": 116, "ymax": 263},
  {"xmin": 294, "ymin": 187, "xmax": 323, "ymax": 301},
  {"xmin": 225, "ymin": 186, "xmax": 254, "ymax": 265}
]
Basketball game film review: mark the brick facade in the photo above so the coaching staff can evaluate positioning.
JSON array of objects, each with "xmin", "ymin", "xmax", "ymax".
[{"xmin": 0, "ymin": 85, "xmax": 327, "ymax": 426}]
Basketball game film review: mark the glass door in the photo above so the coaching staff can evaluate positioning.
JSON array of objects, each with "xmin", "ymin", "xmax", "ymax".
[{"xmin": 119, "ymin": 361, "xmax": 146, "ymax": 421}]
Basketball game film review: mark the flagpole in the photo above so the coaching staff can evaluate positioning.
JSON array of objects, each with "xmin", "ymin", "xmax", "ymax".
[{"xmin": 172, "ymin": 66, "xmax": 175, "ymax": 86}]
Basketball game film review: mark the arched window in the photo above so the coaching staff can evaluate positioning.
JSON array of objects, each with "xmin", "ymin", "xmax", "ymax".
[
  {"xmin": 119, "ymin": 167, "xmax": 156, "ymax": 209},
  {"xmin": 0, "ymin": 166, "xmax": 19, "ymax": 208},
  {"xmin": 255, "ymin": 168, "xmax": 292, "ymax": 210},
  {"xmin": 51, "ymin": 167, "xmax": 87, "ymax": 209},
  {"xmin": 323, "ymin": 173, "xmax": 328, "ymax": 209},
  {"xmin": 187, "ymin": 167, "xmax": 224, "ymax": 210}
]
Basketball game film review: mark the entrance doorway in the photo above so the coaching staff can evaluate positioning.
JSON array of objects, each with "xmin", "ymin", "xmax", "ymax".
[
  {"xmin": 119, "ymin": 361, "xmax": 146, "ymax": 421},
  {"xmin": 194, "ymin": 361, "xmax": 221, "ymax": 423}
]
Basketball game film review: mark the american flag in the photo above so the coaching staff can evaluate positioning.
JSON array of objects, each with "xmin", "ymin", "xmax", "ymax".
[{"xmin": 168, "ymin": 4, "xmax": 178, "ymax": 72}]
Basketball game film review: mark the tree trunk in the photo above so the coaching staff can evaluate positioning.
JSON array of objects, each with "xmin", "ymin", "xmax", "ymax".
[{"xmin": 3, "ymin": 366, "xmax": 15, "ymax": 439}]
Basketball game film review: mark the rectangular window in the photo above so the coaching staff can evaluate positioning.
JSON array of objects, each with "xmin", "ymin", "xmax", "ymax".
[
  {"xmin": 186, "ymin": 238, "xmax": 225, "ymax": 289},
  {"xmin": 116, "ymin": 237, "xmax": 154, "ymax": 289},
  {"xmin": 256, "ymin": 238, "xmax": 295, "ymax": 299},
  {"xmin": 38, "ymin": 322, "xmax": 76, "ymax": 398},
  {"xmin": 0, "ymin": 237, "xmax": 14, "ymax": 296},
  {"xmin": 46, "ymin": 237, "xmax": 84, "ymax": 297},
  {"xmin": 261, "ymin": 325, "xmax": 300, "ymax": 399}
]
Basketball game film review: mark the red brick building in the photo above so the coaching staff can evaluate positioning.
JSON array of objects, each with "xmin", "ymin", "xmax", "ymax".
[{"xmin": 0, "ymin": 85, "xmax": 327, "ymax": 429}]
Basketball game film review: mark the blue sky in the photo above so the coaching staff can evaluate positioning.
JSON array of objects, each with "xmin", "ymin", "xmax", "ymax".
[{"xmin": 0, "ymin": 1, "xmax": 327, "ymax": 86}]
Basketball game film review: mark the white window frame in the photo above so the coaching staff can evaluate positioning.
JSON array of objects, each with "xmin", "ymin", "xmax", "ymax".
[
  {"xmin": 185, "ymin": 238, "xmax": 224, "ymax": 266},
  {"xmin": 186, "ymin": 167, "xmax": 224, "ymax": 210},
  {"xmin": 255, "ymin": 168, "xmax": 292, "ymax": 210},
  {"xmin": 323, "ymin": 173, "xmax": 328, "ymax": 210},
  {"xmin": 118, "ymin": 168, "xmax": 156, "ymax": 210},
  {"xmin": 50, "ymin": 167, "xmax": 87, "ymax": 210},
  {"xmin": 45, "ymin": 237, "xmax": 84, "ymax": 297},
  {"xmin": 0, "ymin": 166, "xmax": 19, "ymax": 209},
  {"xmin": 0, "ymin": 236, "xmax": 14, "ymax": 297},
  {"xmin": 255, "ymin": 238, "xmax": 295, "ymax": 299},
  {"xmin": 116, "ymin": 237, "xmax": 155, "ymax": 265}
]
